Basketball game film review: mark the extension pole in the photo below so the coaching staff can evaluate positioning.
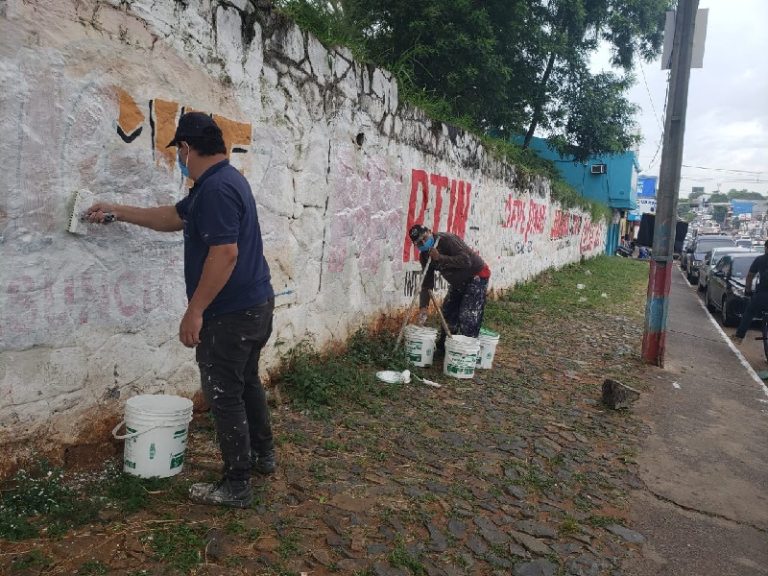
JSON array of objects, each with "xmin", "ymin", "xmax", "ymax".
[{"xmin": 642, "ymin": 0, "xmax": 699, "ymax": 366}]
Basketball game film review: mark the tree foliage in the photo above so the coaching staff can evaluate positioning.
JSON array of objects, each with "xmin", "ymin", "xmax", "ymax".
[
  {"xmin": 727, "ymin": 188, "xmax": 765, "ymax": 200},
  {"xmin": 273, "ymin": 0, "xmax": 671, "ymax": 159}
]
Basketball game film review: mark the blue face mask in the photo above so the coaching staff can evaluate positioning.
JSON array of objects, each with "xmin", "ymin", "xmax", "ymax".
[
  {"xmin": 178, "ymin": 146, "xmax": 190, "ymax": 178},
  {"xmin": 418, "ymin": 235, "xmax": 435, "ymax": 253}
]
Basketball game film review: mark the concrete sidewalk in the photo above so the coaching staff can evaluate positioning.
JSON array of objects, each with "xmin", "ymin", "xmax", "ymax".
[{"xmin": 623, "ymin": 268, "xmax": 768, "ymax": 576}]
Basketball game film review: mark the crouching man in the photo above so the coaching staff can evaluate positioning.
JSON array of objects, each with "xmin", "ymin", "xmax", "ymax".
[{"xmin": 408, "ymin": 224, "xmax": 490, "ymax": 350}]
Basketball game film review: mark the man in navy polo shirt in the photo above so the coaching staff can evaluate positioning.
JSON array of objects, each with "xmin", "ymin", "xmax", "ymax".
[{"xmin": 86, "ymin": 112, "xmax": 275, "ymax": 508}]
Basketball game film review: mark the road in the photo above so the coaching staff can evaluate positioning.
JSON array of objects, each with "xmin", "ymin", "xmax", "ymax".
[
  {"xmin": 682, "ymin": 266, "xmax": 768, "ymax": 373},
  {"xmin": 624, "ymin": 267, "xmax": 768, "ymax": 576}
]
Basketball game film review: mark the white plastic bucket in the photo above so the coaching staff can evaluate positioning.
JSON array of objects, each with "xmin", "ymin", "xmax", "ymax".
[
  {"xmin": 404, "ymin": 325, "xmax": 438, "ymax": 367},
  {"xmin": 443, "ymin": 335, "xmax": 480, "ymax": 379},
  {"xmin": 112, "ymin": 394, "xmax": 194, "ymax": 479},
  {"xmin": 476, "ymin": 328, "xmax": 500, "ymax": 369}
]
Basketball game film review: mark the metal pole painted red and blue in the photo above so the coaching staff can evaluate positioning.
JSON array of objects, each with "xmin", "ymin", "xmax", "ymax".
[{"xmin": 641, "ymin": 0, "xmax": 699, "ymax": 366}]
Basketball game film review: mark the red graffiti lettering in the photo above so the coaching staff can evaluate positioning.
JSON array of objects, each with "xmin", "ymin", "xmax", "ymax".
[
  {"xmin": 403, "ymin": 169, "xmax": 473, "ymax": 262},
  {"xmin": 430, "ymin": 173, "xmax": 448, "ymax": 233},
  {"xmin": 525, "ymin": 201, "xmax": 546, "ymax": 242},
  {"xmin": 114, "ymin": 271, "xmax": 140, "ymax": 317},
  {"xmin": 403, "ymin": 169, "xmax": 431, "ymax": 262},
  {"xmin": 502, "ymin": 196, "xmax": 526, "ymax": 233},
  {"xmin": 580, "ymin": 221, "xmax": 604, "ymax": 253},
  {"xmin": 447, "ymin": 180, "xmax": 470, "ymax": 238},
  {"xmin": 550, "ymin": 210, "xmax": 569, "ymax": 240}
]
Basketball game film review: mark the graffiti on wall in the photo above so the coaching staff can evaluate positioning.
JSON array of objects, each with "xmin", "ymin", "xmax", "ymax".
[
  {"xmin": 580, "ymin": 220, "xmax": 605, "ymax": 253},
  {"xmin": 0, "ymin": 259, "xmax": 183, "ymax": 348},
  {"xmin": 550, "ymin": 209, "xmax": 583, "ymax": 240},
  {"xmin": 325, "ymin": 150, "xmax": 403, "ymax": 275},
  {"xmin": 502, "ymin": 195, "xmax": 547, "ymax": 242},
  {"xmin": 403, "ymin": 270, "xmax": 449, "ymax": 298},
  {"xmin": 402, "ymin": 169, "xmax": 472, "ymax": 262},
  {"xmin": 116, "ymin": 89, "xmax": 252, "ymax": 170},
  {"xmin": 498, "ymin": 193, "xmax": 605, "ymax": 257}
]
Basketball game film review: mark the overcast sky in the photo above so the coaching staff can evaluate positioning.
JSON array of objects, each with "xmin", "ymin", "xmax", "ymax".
[{"xmin": 591, "ymin": 0, "xmax": 768, "ymax": 198}]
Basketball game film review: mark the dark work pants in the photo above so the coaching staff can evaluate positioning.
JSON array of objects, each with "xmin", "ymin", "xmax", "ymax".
[
  {"xmin": 735, "ymin": 291, "xmax": 768, "ymax": 338},
  {"xmin": 439, "ymin": 276, "xmax": 489, "ymax": 345},
  {"xmin": 196, "ymin": 298, "xmax": 274, "ymax": 482}
]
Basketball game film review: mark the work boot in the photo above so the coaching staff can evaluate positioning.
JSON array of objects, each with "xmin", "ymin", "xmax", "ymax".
[
  {"xmin": 189, "ymin": 478, "xmax": 252, "ymax": 508},
  {"xmin": 251, "ymin": 448, "xmax": 276, "ymax": 475}
]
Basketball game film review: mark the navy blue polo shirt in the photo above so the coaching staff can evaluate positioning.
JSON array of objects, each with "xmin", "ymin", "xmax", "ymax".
[{"xmin": 175, "ymin": 159, "xmax": 273, "ymax": 319}]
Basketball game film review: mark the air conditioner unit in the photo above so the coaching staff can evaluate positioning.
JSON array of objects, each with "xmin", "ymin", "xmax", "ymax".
[{"xmin": 591, "ymin": 164, "xmax": 607, "ymax": 174}]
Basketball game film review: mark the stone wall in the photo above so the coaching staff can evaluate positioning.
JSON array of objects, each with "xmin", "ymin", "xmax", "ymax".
[{"xmin": 0, "ymin": 0, "xmax": 606, "ymax": 467}]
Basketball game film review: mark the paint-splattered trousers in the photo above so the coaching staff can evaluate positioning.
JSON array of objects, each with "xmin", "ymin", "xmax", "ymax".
[
  {"xmin": 196, "ymin": 298, "xmax": 274, "ymax": 482},
  {"xmin": 441, "ymin": 276, "xmax": 489, "ymax": 341}
]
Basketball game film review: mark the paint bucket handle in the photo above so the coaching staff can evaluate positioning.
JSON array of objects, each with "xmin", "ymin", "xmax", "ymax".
[{"xmin": 112, "ymin": 420, "xmax": 163, "ymax": 440}]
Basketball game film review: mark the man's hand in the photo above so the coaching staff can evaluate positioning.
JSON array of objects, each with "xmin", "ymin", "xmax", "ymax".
[
  {"xmin": 179, "ymin": 307, "xmax": 203, "ymax": 348},
  {"xmin": 746, "ymin": 289, "xmax": 754, "ymax": 297},
  {"xmin": 428, "ymin": 247, "xmax": 440, "ymax": 261},
  {"xmin": 417, "ymin": 309, "xmax": 429, "ymax": 326},
  {"xmin": 85, "ymin": 202, "xmax": 118, "ymax": 223}
]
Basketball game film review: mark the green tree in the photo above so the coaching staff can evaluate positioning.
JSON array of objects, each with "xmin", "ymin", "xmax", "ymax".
[
  {"xmin": 546, "ymin": 71, "xmax": 641, "ymax": 161},
  {"xmin": 521, "ymin": 0, "xmax": 671, "ymax": 150},
  {"xmin": 275, "ymin": 0, "xmax": 671, "ymax": 157},
  {"xmin": 712, "ymin": 205, "xmax": 728, "ymax": 224},
  {"xmin": 726, "ymin": 188, "xmax": 765, "ymax": 200},
  {"xmin": 709, "ymin": 193, "xmax": 729, "ymax": 203}
]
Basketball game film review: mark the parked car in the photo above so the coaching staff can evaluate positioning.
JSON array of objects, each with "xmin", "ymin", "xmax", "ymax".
[
  {"xmin": 736, "ymin": 239, "xmax": 753, "ymax": 248},
  {"xmin": 705, "ymin": 253, "xmax": 759, "ymax": 326},
  {"xmin": 752, "ymin": 239, "xmax": 765, "ymax": 250},
  {"xmin": 697, "ymin": 246, "xmax": 755, "ymax": 292},
  {"xmin": 683, "ymin": 236, "xmax": 737, "ymax": 284}
]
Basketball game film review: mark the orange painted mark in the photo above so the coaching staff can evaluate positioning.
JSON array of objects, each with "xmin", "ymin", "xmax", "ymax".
[
  {"xmin": 116, "ymin": 88, "xmax": 144, "ymax": 138},
  {"xmin": 213, "ymin": 114, "xmax": 252, "ymax": 156},
  {"xmin": 152, "ymin": 99, "xmax": 180, "ymax": 169}
]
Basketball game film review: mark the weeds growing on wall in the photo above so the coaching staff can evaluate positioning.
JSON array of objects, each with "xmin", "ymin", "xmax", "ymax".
[{"xmin": 272, "ymin": 1, "xmax": 610, "ymax": 223}]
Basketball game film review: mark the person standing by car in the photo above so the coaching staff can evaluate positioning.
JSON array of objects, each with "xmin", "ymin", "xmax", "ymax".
[
  {"xmin": 86, "ymin": 112, "xmax": 276, "ymax": 508},
  {"xmin": 732, "ymin": 240, "xmax": 768, "ymax": 344}
]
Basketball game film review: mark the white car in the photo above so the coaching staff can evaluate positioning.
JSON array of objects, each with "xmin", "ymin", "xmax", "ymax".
[{"xmin": 697, "ymin": 246, "xmax": 755, "ymax": 291}]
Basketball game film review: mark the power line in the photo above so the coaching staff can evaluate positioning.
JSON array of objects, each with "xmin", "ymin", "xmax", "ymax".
[
  {"xmin": 639, "ymin": 59, "xmax": 664, "ymax": 131},
  {"xmin": 645, "ymin": 70, "xmax": 672, "ymax": 171},
  {"xmin": 681, "ymin": 164, "xmax": 765, "ymax": 175}
]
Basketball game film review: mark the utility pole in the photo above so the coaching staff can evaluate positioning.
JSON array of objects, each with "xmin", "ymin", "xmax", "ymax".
[{"xmin": 642, "ymin": 0, "xmax": 700, "ymax": 366}]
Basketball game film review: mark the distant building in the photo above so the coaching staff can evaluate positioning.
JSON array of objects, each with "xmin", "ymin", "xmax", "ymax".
[{"xmin": 516, "ymin": 136, "xmax": 640, "ymax": 255}]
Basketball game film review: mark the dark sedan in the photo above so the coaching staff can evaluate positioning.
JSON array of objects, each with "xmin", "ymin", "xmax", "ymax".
[
  {"xmin": 705, "ymin": 253, "xmax": 759, "ymax": 326},
  {"xmin": 684, "ymin": 235, "xmax": 736, "ymax": 284}
]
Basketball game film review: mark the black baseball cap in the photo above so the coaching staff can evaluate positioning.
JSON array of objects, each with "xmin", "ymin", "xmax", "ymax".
[
  {"xmin": 409, "ymin": 224, "xmax": 429, "ymax": 243},
  {"xmin": 166, "ymin": 112, "xmax": 222, "ymax": 147}
]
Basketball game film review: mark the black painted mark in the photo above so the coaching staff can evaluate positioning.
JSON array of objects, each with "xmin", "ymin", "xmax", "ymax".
[
  {"xmin": 232, "ymin": 147, "xmax": 248, "ymax": 153},
  {"xmin": 116, "ymin": 125, "xmax": 143, "ymax": 143}
]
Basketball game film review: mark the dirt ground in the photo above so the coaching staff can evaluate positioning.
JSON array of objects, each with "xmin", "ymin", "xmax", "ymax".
[{"xmin": 0, "ymin": 263, "xmax": 654, "ymax": 576}]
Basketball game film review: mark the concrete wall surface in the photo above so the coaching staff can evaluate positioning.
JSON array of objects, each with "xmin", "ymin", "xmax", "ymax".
[{"xmin": 0, "ymin": 0, "xmax": 606, "ymax": 467}]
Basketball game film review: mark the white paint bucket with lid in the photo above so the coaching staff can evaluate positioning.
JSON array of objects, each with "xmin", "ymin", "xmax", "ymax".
[
  {"xmin": 112, "ymin": 394, "xmax": 194, "ymax": 479},
  {"xmin": 404, "ymin": 325, "xmax": 438, "ymax": 367},
  {"xmin": 443, "ymin": 335, "xmax": 480, "ymax": 379},
  {"xmin": 476, "ymin": 328, "xmax": 500, "ymax": 369}
]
